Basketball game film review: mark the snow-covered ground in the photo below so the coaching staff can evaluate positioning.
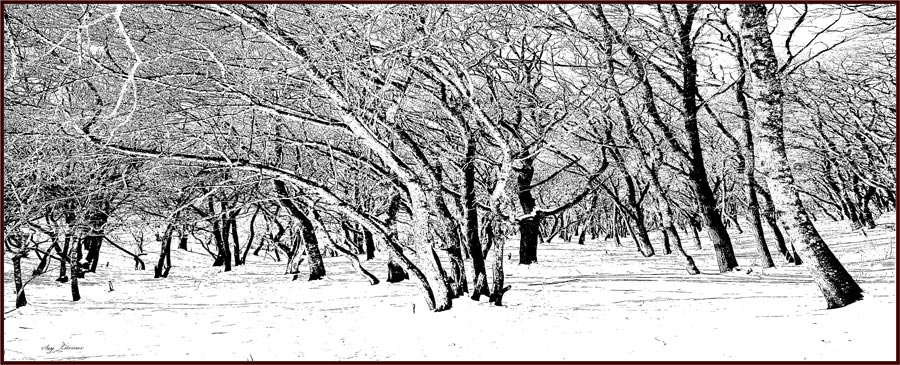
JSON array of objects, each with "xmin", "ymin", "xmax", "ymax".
[{"xmin": 3, "ymin": 218, "xmax": 896, "ymax": 361}]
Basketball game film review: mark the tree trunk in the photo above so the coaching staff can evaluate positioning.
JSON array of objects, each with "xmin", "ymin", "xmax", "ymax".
[
  {"xmin": 730, "ymin": 30, "xmax": 776, "ymax": 269},
  {"xmin": 154, "ymin": 225, "xmax": 173, "ymax": 278},
  {"xmin": 758, "ymin": 181, "xmax": 796, "ymax": 263},
  {"xmin": 231, "ymin": 211, "xmax": 242, "ymax": 266},
  {"xmin": 666, "ymin": 226, "xmax": 700, "ymax": 275},
  {"xmin": 209, "ymin": 198, "xmax": 228, "ymax": 268},
  {"xmin": 220, "ymin": 202, "xmax": 233, "ymax": 272},
  {"xmin": 698, "ymin": 185, "xmax": 739, "ymax": 272},
  {"xmin": 70, "ymin": 235, "xmax": 82, "ymax": 302},
  {"xmin": 487, "ymin": 222, "xmax": 509, "ymax": 306},
  {"xmin": 464, "ymin": 133, "xmax": 489, "ymax": 300},
  {"xmin": 274, "ymin": 180, "xmax": 326, "ymax": 280},
  {"xmin": 661, "ymin": 228, "xmax": 672, "ymax": 255},
  {"xmin": 517, "ymin": 155, "xmax": 540, "ymax": 265},
  {"xmin": 364, "ymin": 229, "xmax": 375, "ymax": 261},
  {"xmin": 13, "ymin": 254, "xmax": 27, "ymax": 308},
  {"xmin": 741, "ymin": 4, "xmax": 863, "ymax": 309},
  {"xmin": 55, "ymin": 235, "xmax": 69, "ymax": 282},
  {"xmin": 309, "ymin": 209, "xmax": 379, "ymax": 285},
  {"xmin": 178, "ymin": 226, "xmax": 188, "ymax": 251},
  {"xmin": 384, "ymin": 195, "xmax": 409, "ymax": 283}
]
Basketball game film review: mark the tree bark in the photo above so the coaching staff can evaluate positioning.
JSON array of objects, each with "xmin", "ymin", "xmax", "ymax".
[
  {"xmin": 464, "ymin": 132, "xmax": 490, "ymax": 300},
  {"xmin": 13, "ymin": 254, "xmax": 27, "ymax": 308},
  {"xmin": 70, "ymin": 234, "xmax": 82, "ymax": 302},
  {"xmin": 741, "ymin": 4, "xmax": 863, "ymax": 308},
  {"xmin": 364, "ymin": 229, "xmax": 375, "ymax": 261},
  {"xmin": 758, "ymin": 181, "xmax": 797, "ymax": 263},
  {"xmin": 517, "ymin": 154, "xmax": 540, "ymax": 265},
  {"xmin": 729, "ymin": 25, "xmax": 776, "ymax": 269},
  {"xmin": 487, "ymin": 222, "xmax": 509, "ymax": 306}
]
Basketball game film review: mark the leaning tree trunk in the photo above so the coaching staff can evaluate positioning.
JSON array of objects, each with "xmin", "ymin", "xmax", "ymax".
[
  {"xmin": 274, "ymin": 180, "xmax": 326, "ymax": 281},
  {"xmin": 309, "ymin": 209, "xmax": 379, "ymax": 285},
  {"xmin": 741, "ymin": 4, "xmax": 863, "ymax": 309},
  {"xmin": 731, "ymin": 32, "xmax": 776, "ymax": 269},
  {"xmin": 154, "ymin": 225, "xmax": 174, "ymax": 278},
  {"xmin": 758, "ymin": 181, "xmax": 798, "ymax": 264}
]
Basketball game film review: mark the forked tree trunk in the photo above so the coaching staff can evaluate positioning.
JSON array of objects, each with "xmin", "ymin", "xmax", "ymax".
[
  {"xmin": 741, "ymin": 4, "xmax": 863, "ymax": 309},
  {"xmin": 154, "ymin": 225, "xmax": 174, "ymax": 278},
  {"xmin": 274, "ymin": 180, "xmax": 326, "ymax": 280}
]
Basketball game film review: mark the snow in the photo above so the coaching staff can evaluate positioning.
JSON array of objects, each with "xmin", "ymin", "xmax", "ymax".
[{"xmin": 3, "ymin": 218, "xmax": 896, "ymax": 361}]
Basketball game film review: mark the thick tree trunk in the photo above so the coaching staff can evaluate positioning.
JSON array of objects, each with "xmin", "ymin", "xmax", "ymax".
[
  {"xmin": 13, "ymin": 255, "xmax": 27, "ymax": 308},
  {"xmin": 387, "ymin": 253, "xmax": 409, "ymax": 283},
  {"xmin": 487, "ymin": 222, "xmax": 509, "ymax": 306},
  {"xmin": 741, "ymin": 4, "xmax": 863, "ymax": 309},
  {"xmin": 55, "ymin": 236, "xmax": 69, "ymax": 282},
  {"xmin": 208, "ymin": 198, "xmax": 229, "ymax": 269},
  {"xmin": 661, "ymin": 228, "xmax": 672, "ymax": 255},
  {"xmin": 464, "ymin": 133, "xmax": 489, "ymax": 300},
  {"xmin": 632, "ymin": 214, "xmax": 655, "ymax": 257},
  {"xmin": 364, "ymin": 229, "xmax": 375, "ymax": 261},
  {"xmin": 518, "ymin": 218, "xmax": 540, "ymax": 264},
  {"xmin": 384, "ymin": 195, "xmax": 409, "ymax": 283},
  {"xmin": 517, "ymin": 155, "xmax": 540, "ymax": 265},
  {"xmin": 178, "ymin": 225, "xmax": 189, "ymax": 251},
  {"xmin": 697, "ymin": 183, "xmax": 739, "ymax": 272},
  {"xmin": 283, "ymin": 234, "xmax": 304, "ymax": 277},
  {"xmin": 730, "ymin": 33, "xmax": 776, "ymax": 269}
]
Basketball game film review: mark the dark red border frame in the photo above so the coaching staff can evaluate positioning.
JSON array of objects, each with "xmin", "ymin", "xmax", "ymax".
[{"xmin": 0, "ymin": 1, "xmax": 897, "ymax": 364}]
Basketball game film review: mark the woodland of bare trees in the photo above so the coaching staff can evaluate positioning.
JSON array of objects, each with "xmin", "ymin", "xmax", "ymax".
[{"xmin": 3, "ymin": 4, "xmax": 895, "ymax": 312}]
